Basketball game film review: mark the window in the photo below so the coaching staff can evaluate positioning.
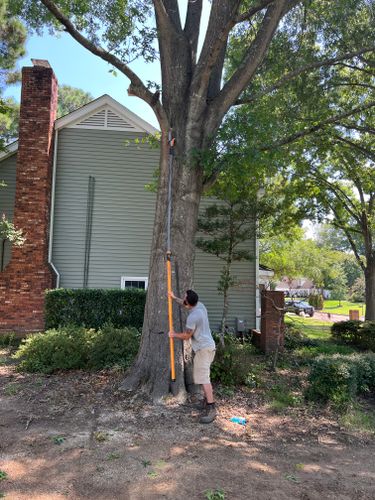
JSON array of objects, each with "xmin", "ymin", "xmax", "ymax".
[{"xmin": 121, "ymin": 276, "xmax": 148, "ymax": 290}]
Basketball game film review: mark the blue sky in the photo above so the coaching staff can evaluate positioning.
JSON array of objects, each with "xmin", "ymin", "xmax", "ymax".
[{"xmin": 5, "ymin": 1, "xmax": 211, "ymax": 129}]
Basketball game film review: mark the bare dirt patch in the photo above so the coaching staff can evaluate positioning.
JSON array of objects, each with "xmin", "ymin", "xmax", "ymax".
[{"xmin": 1, "ymin": 349, "xmax": 374, "ymax": 500}]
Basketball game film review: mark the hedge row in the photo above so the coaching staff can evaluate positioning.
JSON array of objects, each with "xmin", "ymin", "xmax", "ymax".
[
  {"xmin": 331, "ymin": 320, "xmax": 375, "ymax": 351},
  {"xmin": 305, "ymin": 353, "xmax": 375, "ymax": 406},
  {"xmin": 45, "ymin": 288, "xmax": 146, "ymax": 330}
]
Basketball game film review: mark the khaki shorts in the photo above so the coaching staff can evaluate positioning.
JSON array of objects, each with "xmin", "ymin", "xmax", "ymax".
[{"xmin": 193, "ymin": 348, "xmax": 216, "ymax": 385}]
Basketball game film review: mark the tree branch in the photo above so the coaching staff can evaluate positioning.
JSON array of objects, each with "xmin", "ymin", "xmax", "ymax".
[
  {"xmin": 333, "ymin": 134, "xmax": 375, "ymax": 162},
  {"xmin": 184, "ymin": 0, "xmax": 203, "ymax": 64},
  {"xmin": 206, "ymin": 0, "xmax": 291, "ymax": 135},
  {"xmin": 40, "ymin": 0, "xmax": 168, "ymax": 128},
  {"xmin": 260, "ymin": 101, "xmax": 375, "ymax": 150},
  {"xmin": 328, "ymin": 208, "xmax": 366, "ymax": 271},
  {"xmin": 234, "ymin": 47, "xmax": 375, "ymax": 105},
  {"xmin": 309, "ymin": 171, "xmax": 362, "ymax": 225},
  {"xmin": 153, "ymin": 0, "xmax": 182, "ymax": 33},
  {"xmin": 235, "ymin": 0, "xmax": 275, "ymax": 23},
  {"xmin": 338, "ymin": 123, "xmax": 375, "ymax": 135}
]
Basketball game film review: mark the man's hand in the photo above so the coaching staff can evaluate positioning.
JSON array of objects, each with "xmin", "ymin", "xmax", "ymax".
[
  {"xmin": 169, "ymin": 331, "xmax": 177, "ymax": 338},
  {"xmin": 168, "ymin": 291, "xmax": 177, "ymax": 300}
]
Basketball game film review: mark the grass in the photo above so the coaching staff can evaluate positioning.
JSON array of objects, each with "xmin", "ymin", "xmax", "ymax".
[
  {"xmin": 340, "ymin": 404, "xmax": 375, "ymax": 434},
  {"xmin": 322, "ymin": 300, "xmax": 365, "ymax": 317},
  {"xmin": 3, "ymin": 383, "xmax": 21, "ymax": 396},
  {"xmin": 268, "ymin": 384, "xmax": 303, "ymax": 411},
  {"xmin": 294, "ymin": 343, "xmax": 356, "ymax": 360},
  {"xmin": 285, "ymin": 314, "xmax": 331, "ymax": 340}
]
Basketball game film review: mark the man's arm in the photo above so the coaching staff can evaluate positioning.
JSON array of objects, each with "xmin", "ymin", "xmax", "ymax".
[
  {"xmin": 169, "ymin": 291, "xmax": 184, "ymax": 306},
  {"xmin": 169, "ymin": 329, "xmax": 194, "ymax": 340}
]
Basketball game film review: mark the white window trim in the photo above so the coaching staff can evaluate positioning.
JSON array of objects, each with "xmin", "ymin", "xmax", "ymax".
[{"xmin": 121, "ymin": 276, "xmax": 149, "ymax": 290}]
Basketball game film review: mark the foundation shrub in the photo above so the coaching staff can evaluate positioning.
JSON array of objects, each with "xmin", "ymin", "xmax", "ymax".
[
  {"xmin": 331, "ymin": 320, "xmax": 375, "ymax": 351},
  {"xmin": 14, "ymin": 324, "xmax": 141, "ymax": 373},
  {"xmin": 305, "ymin": 353, "xmax": 375, "ymax": 407}
]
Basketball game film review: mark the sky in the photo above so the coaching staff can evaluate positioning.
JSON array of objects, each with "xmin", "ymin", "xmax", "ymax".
[{"xmin": 5, "ymin": 1, "xmax": 211, "ymax": 130}]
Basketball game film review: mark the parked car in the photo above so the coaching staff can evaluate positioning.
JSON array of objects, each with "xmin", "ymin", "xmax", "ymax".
[{"xmin": 285, "ymin": 300, "xmax": 315, "ymax": 317}]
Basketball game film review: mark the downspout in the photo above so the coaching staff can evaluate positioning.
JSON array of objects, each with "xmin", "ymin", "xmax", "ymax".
[
  {"xmin": 48, "ymin": 129, "xmax": 61, "ymax": 288},
  {"xmin": 255, "ymin": 232, "xmax": 261, "ymax": 331}
]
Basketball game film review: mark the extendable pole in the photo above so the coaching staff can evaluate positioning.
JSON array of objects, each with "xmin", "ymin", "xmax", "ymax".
[
  {"xmin": 166, "ymin": 252, "xmax": 175, "ymax": 381},
  {"xmin": 166, "ymin": 130, "xmax": 176, "ymax": 381}
]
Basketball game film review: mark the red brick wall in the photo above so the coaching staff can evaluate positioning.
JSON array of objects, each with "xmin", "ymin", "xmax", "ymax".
[
  {"xmin": 255, "ymin": 291, "xmax": 285, "ymax": 354},
  {"xmin": 0, "ymin": 65, "xmax": 58, "ymax": 333}
]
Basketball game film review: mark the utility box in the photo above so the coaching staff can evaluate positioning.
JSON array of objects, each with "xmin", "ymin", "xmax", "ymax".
[{"xmin": 236, "ymin": 318, "xmax": 246, "ymax": 333}]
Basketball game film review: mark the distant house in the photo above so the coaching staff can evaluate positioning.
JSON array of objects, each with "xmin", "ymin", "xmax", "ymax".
[
  {"xmin": 275, "ymin": 277, "xmax": 330, "ymax": 298},
  {"xmin": 0, "ymin": 60, "xmax": 261, "ymax": 333},
  {"xmin": 258, "ymin": 264, "xmax": 275, "ymax": 291}
]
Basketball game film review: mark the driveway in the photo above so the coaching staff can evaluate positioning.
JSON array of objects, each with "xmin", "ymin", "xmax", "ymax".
[{"xmin": 313, "ymin": 311, "xmax": 365, "ymax": 323}]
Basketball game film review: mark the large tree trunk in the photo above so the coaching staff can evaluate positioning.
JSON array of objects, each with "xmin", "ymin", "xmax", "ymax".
[
  {"xmin": 121, "ymin": 128, "xmax": 206, "ymax": 400},
  {"xmin": 364, "ymin": 258, "xmax": 375, "ymax": 321}
]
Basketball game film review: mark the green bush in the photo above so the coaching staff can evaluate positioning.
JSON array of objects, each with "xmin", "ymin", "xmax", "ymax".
[
  {"xmin": 284, "ymin": 325, "xmax": 319, "ymax": 350},
  {"xmin": 331, "ymin": 320, "xmax": 375, "ymax": 351},
  {"xmin": 0, "ymin": 333, "xmax": 21, "ymax": 348},
  {"xmin": 308, "ymin": 294, "xmax": 324, "ymax": 310},
  {"xmin": 13, "ymin": 324, "xmax": 141, "ymax": 373},
  {"xmin": 45, "ymin": 288, "xmax": 146, "ymax": 330},
  {"xmin": 305, "ymin": 353, "xmax": 375, "ymax": 407},
  {"xmin": 14, "ymin": 326, "xmax": 90, "ymax": 373},
  {"xmin": 87, "ymin": 323, "xmax": 140, "ymax": 370},
  {"xmin": 211, "ymin": 334, "xmax": 258, "ymax": 386},
  {"xmin": 357, "ymin": 322, "xmax": 375, "ymax": 351}
]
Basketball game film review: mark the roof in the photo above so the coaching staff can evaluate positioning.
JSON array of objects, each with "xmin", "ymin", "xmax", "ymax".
[{"xmin": 0, "ymin": 94, "xmax": 159, "ymax": 161}]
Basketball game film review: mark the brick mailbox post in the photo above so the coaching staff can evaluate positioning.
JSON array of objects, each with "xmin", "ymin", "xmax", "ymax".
[{"xmin": 254, "ymin": 290, "xmax": 285, "ymax": 354}]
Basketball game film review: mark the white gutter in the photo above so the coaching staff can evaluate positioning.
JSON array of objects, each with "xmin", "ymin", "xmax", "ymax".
[{"xmin": 48, "ymin": 129, "xmax": 61, "ymax": 288}]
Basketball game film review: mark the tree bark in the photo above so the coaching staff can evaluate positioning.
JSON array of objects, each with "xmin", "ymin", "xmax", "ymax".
[
  {"xmin": 121, "ymin": 129, "xmax": 205, "ymax": 400},
  {"xmin": 364, "ymin": 259, "xmax": 375, "ymax": 321}
]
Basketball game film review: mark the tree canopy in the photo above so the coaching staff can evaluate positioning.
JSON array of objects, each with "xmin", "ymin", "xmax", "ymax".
[{"xmin": 7, "ymin": 0, "xmax": 375, "ymax": 396}]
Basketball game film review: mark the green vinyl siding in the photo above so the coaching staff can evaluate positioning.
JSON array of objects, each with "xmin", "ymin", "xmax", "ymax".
[
  {"xmin": 52, "ymin": 128, "xmax": 158, "ymax": 288},
  {"xmin": 193, "ymin": 198, "xmax": 256, "ymax": 331},
  {"xmin": 52, "ymin": 127, "xmax": 256, "ymax": 329},
  {"xmin": 0, "ymin": 154, "xmax": 17, "ymax": 269}
]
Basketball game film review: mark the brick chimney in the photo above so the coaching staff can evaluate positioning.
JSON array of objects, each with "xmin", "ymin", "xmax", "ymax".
[{"xmin": 0, "ymin": 61, "xmax": 58, "ymax": 333}]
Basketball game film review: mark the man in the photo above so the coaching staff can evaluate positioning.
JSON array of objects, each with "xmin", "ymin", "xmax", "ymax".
[{"xmin": 169, "ymin": 289, "xmax": 217, "ymax": 424}]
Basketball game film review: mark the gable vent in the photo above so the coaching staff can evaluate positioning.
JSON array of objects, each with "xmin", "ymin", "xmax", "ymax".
[
  {"xmin": 72, "ymin": 107, "xmax": 138, "ymax": 131},
  {"xmin": 107, "ymin": 109, "xmax": 136, "ymax": 129},
  {"xmin": 76, "ymin": 109, "xmax": 106, "ymax": 128}
]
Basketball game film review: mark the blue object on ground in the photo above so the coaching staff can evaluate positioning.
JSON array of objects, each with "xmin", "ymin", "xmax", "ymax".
[{"xmin": 230, "ymin": 416, "xmax": 247, "ymax": 425}]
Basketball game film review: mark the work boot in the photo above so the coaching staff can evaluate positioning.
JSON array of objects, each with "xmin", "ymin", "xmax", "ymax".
[
  {"xmin": 199, "ymin": 403, "xmax": 217, "ymax": 424},
  {"xmin": 192, "ymin": 397, "xmax": 207, "ymax": 410}
]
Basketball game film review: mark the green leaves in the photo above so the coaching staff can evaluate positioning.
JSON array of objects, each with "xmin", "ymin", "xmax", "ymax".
[{"xmin": 0, "ymin": 214, "xmax": 25, "ymax": 246}]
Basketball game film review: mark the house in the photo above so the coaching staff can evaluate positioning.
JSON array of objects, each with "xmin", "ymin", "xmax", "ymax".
[
  {"xmin": 0, "ymin": 60, "xmax": 259, "ymax": 334},
  {"xmin": 275, "ymin": 277, "xmax": 330, "ymax": 298}
]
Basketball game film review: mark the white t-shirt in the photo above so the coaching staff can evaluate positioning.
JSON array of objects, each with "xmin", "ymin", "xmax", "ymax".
[{"xmin": 186, "ymin": 302, "xmax": 215, "ymax": 352}]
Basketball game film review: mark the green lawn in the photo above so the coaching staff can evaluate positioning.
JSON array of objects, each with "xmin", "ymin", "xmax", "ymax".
[
  {"xmin": 322, "ymin": 300, "xmax": 365, "ymax": 316},
  {"xmin": 285, "ymin": 314, "xmax": 331, "ymax": 340}
]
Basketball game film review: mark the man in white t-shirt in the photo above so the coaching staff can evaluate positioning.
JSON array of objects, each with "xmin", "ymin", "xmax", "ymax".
[{"xmin": 169, "ymin": 289, "xmax": 217, "ymax": 424}]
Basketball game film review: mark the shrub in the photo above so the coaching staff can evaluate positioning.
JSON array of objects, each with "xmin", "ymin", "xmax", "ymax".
[
  {"xmin": 14, "ymin": 324, "xmax": 141, "ymax": 373},
  {"xmin": 284, "ymin": 325, "xmax": 318, "ymax": 350},
  {"xmin": 45, "ymin": 288, "xmax": 146, "ymax": 330},
  {"xmin": 211, "ymin": 334, "xmax": 258, "ymax": 386},
  {"xmin": 14, "ymin": 326, "xmax": 90, "ymax": 373},
  {"xmin": 331, "ymin": 320, "xmax": 375, "ymax": 351},
  {"xmin": 308, "ymin": 294, "xmax": 324, "ymax": 310},
  {"xmin": 87, "ymin": 323, "xmax": 140, "ymax": 370},
  {"xmin": 357, "ymin": 322, "xmax": 375, "ymax": 351},
  {"xmin": 0, "ymin": 333, "xmax": 21, "ymax": 348},
  {"xmin": 305, "ymin": 353, "xmax": 375, "ymax": 407}
]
